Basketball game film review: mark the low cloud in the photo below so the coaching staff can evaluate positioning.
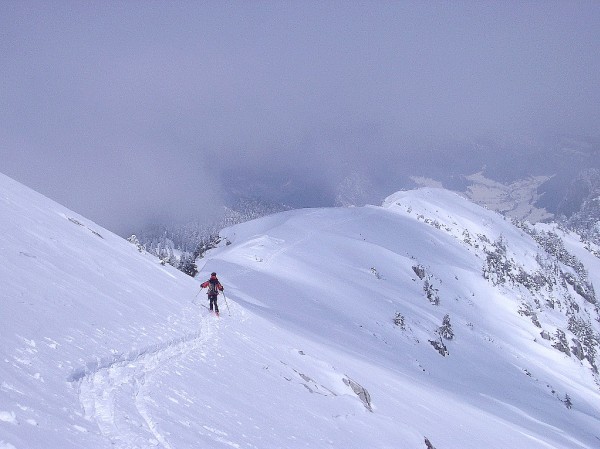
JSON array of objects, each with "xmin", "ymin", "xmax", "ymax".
[{"xmin": 2, "ymin": 3, "xmax": 599, "ymax": 234}]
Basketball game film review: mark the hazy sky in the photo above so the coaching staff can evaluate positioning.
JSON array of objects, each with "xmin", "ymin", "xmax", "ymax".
[{"xmin": 2, "ymin": 1, "xmax": 599, "ymax": 235}]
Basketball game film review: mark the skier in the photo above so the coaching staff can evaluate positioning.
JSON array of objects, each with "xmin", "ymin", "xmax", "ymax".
[{"xmin": 200, "ymin": 272, "xmax": 224, "ymax": 316}]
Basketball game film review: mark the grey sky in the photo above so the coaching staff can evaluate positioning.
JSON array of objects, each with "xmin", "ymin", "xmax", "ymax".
[{"xmin": 2, "ymin": 1, "xmax": 599, "ymax": 235}]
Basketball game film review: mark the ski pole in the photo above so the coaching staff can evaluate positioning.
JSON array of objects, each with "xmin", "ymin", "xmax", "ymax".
[
  {"xmin": 222, "ymin": 291, "xmax": 231, "ymax": 316},
  {"xmin": 195, "ymin": 286, "xmax": 204, "ymax": 298}
]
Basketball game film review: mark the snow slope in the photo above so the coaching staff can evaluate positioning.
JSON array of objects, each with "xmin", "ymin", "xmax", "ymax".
[{"xmin": 1, "ymin": 172, "xmax": 599, "ymax": 449}]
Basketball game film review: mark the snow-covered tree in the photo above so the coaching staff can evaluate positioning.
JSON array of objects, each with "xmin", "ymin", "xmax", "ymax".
[{"xmin": 439, "ymin": 314, "xmax": 454, "ymax": 340}]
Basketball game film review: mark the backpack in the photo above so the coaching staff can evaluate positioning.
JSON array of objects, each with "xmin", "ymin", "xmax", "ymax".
[{"xmin": 208, "ymin": 279, "xmax": 219, "ymax": 296}]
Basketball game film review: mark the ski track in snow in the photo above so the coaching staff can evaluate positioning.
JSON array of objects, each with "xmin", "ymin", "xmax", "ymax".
[{"xmin": 72, "ymin": 313, "xmax": 221, "ymax": 449}]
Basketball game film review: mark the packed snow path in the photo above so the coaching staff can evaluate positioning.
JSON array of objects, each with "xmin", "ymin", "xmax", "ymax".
[{"xmin": 73, "ymin": 311, "xmax": 223, "ymax": 449}]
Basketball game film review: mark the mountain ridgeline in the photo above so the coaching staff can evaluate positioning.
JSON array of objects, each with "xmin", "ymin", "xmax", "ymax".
[
  {"xmin": 133, "ymin": 166, "xmax": 600, "ymax": 284},
  {"xmin": 2, "ymin": 171, "xmax": 600, "ymax": 448},
  {"xmin": 132, "ymin": 184, "xmax": 600, "ymax": 382}
]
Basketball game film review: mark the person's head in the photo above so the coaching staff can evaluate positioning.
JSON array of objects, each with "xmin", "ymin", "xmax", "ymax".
[{"xmin": 211, "ymin": 272, "xmax": 217, "ymax": 278}]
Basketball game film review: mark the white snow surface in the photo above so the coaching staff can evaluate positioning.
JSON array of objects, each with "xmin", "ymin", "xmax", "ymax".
[{"xmin": 1, "ymin": 172, "xmax": 599, "ymax": 448}]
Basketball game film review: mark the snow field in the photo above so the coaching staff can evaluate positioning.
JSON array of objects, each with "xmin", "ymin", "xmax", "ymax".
[{"xmin": 1, "ymin": 172, "xmax": 599, "ymax": 448}]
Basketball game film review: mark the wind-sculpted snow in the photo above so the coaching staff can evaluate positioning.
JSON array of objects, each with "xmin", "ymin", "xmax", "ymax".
[{"xmin": 1, "ymin": 172, "xmax": 600, "ymax": 448}]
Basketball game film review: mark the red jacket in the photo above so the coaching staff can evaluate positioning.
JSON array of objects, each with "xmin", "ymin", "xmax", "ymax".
[{"xmin": 201, "ymin": 276, "xmax": 223, "ymax": 296}]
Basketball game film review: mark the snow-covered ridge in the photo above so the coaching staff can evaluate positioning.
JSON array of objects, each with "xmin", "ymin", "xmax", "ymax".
[
  {"xmin": 410, "ymin": 173, "xmax": 554, "ymax": 223},
  {"xmin": 1, "ymin": 174, "xmax": 599, "ymax": 448}
]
